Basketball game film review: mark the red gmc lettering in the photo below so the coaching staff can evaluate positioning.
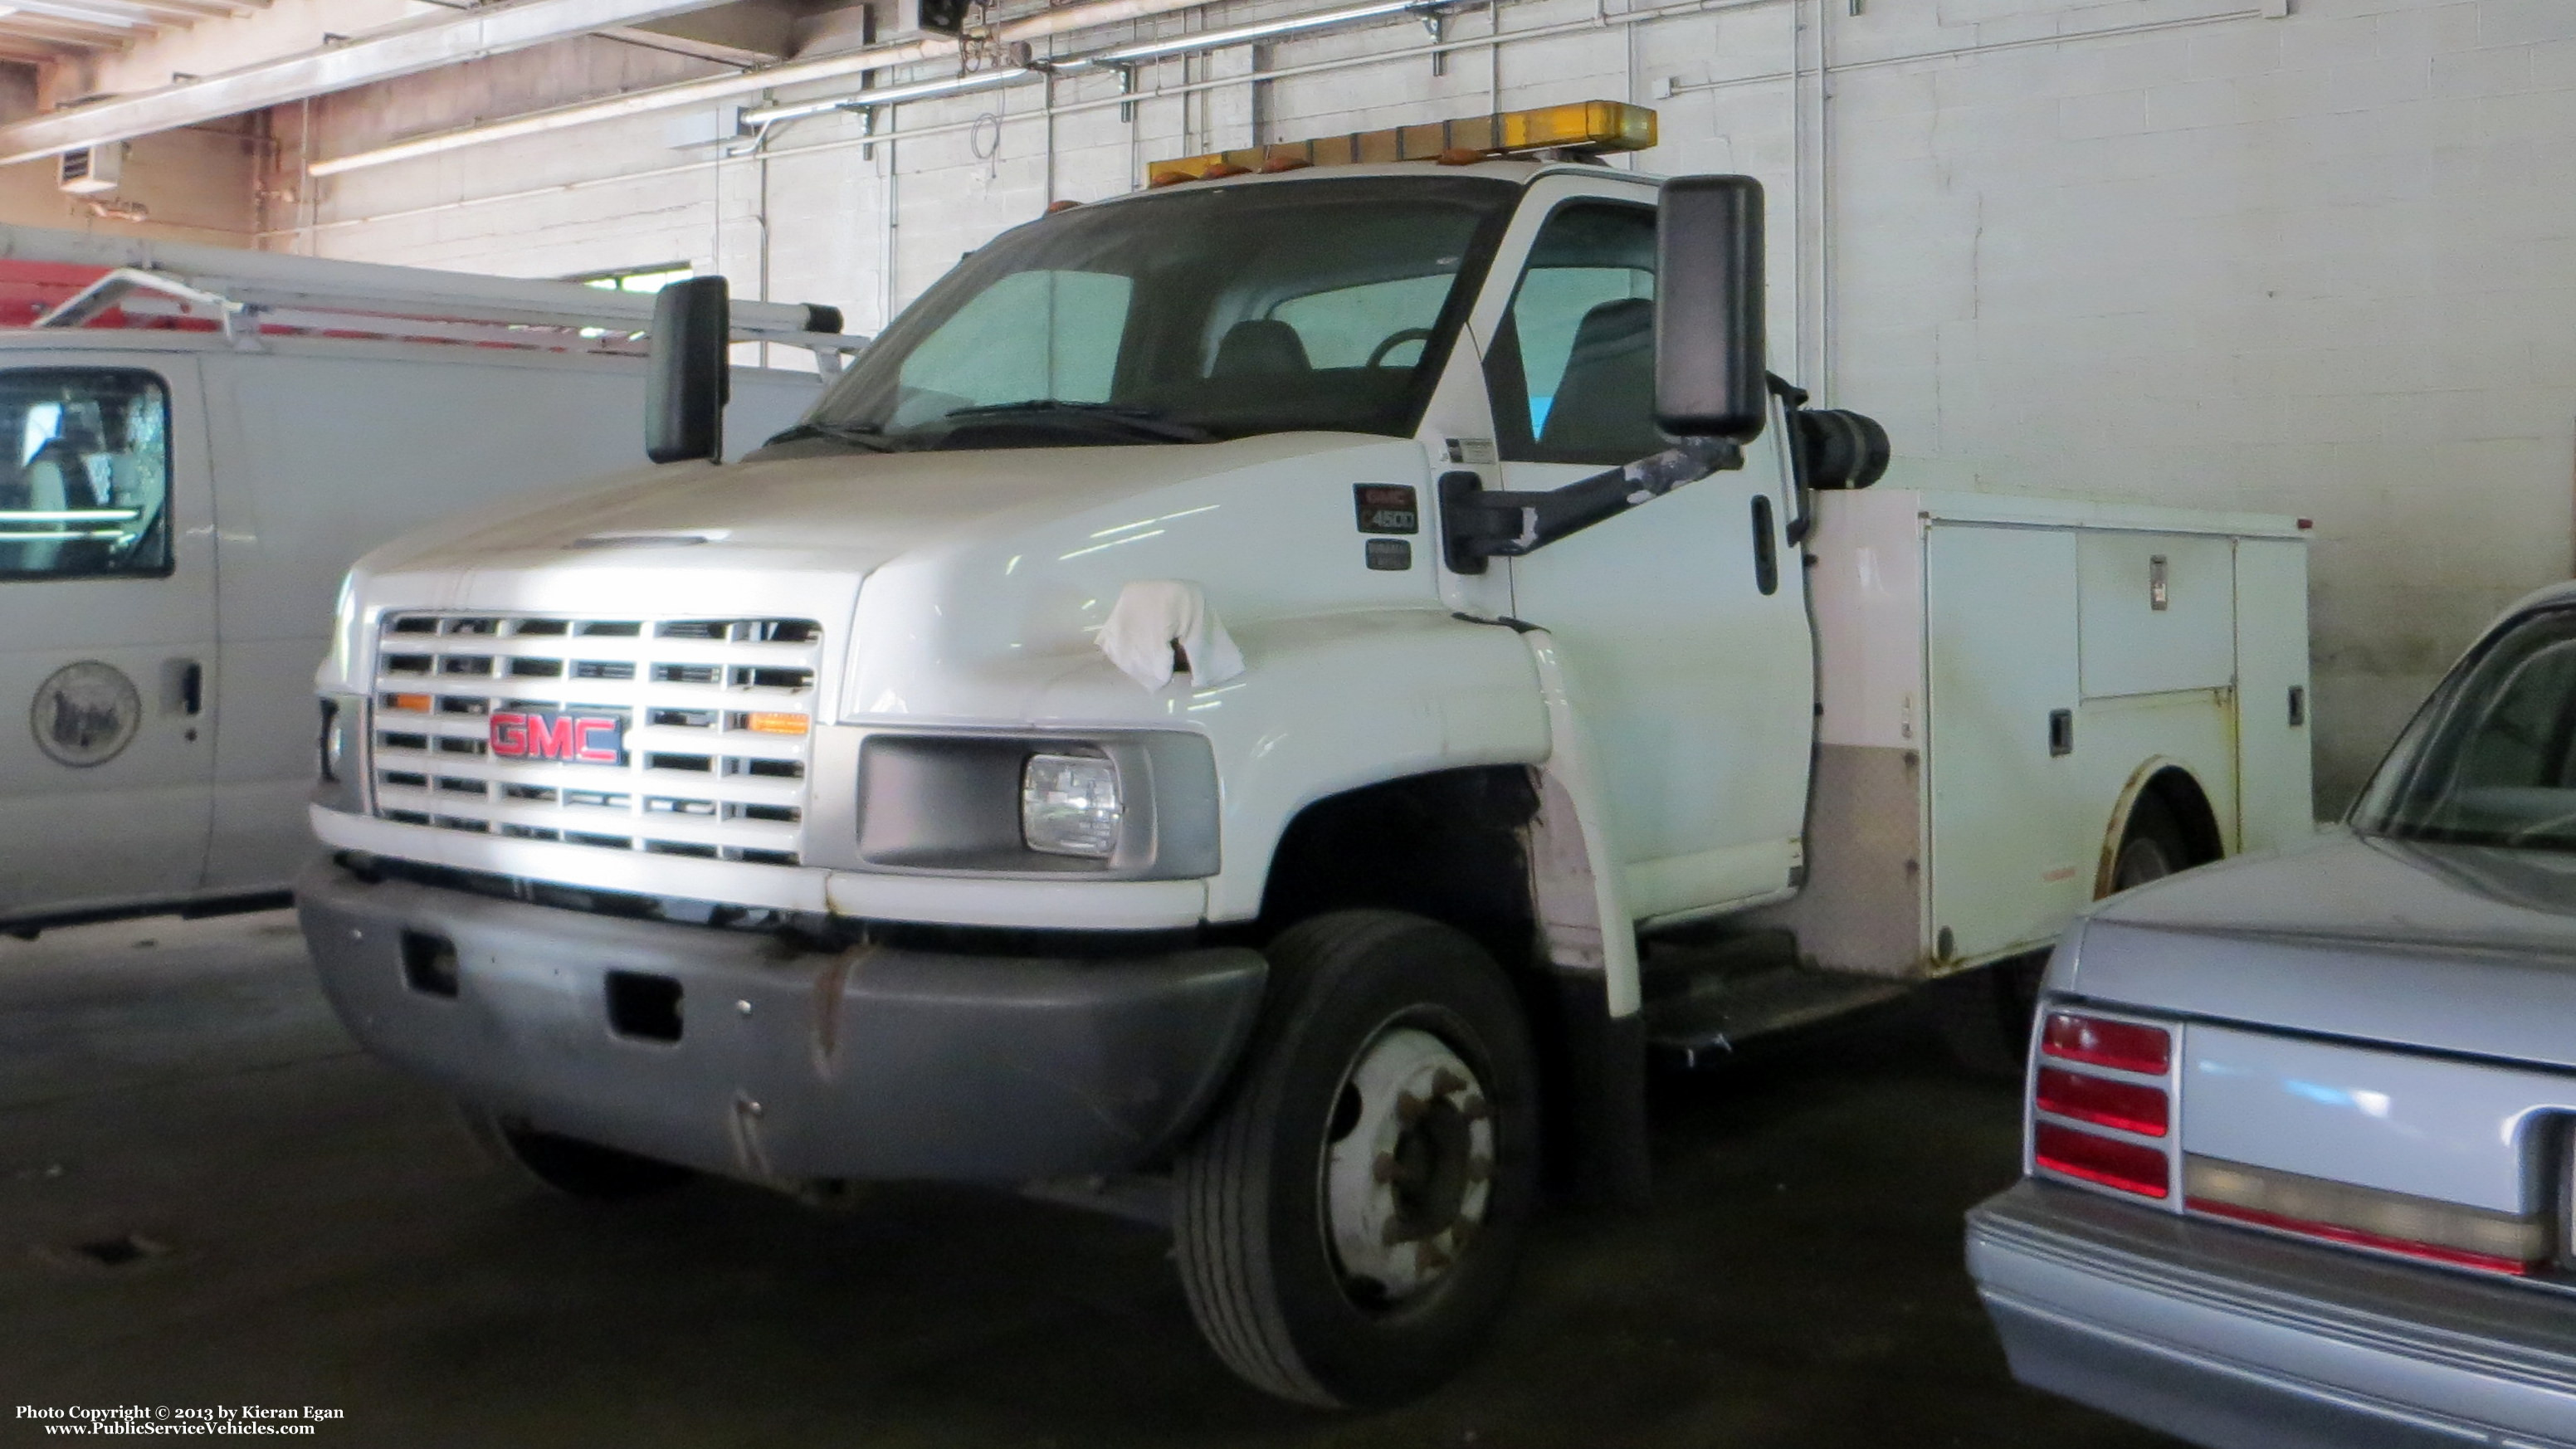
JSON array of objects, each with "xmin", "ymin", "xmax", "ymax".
[
  {"xmin": 529, "ymin": 715, "xmax": 583, "ymax": 759},
  {"xmin": 575, "ymin": 718, "xmax": 619, "ymax": 763},
  {"xmin": 489, "ymin": 713, "xmax": 527, "ymax": 756}
]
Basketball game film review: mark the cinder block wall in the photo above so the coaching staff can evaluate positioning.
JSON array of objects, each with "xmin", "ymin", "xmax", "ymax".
[{"xmin": 281, "ymin": 0, "xmax": 2576, "ymax": 815}]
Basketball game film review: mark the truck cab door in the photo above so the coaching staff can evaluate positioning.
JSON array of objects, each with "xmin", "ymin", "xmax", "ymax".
[
  {"xmin": 0, "ymin": 355, "xmax": 216, "ymax": 925},
  {"xmin": 1470, "ymin": 180, "xmax": 1814, "ymax": 925}
]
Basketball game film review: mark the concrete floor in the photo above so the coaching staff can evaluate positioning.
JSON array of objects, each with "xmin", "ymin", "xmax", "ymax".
[{"xmin": 1, "ymin": 910, "xmax": 2180, "ymax": 1448}]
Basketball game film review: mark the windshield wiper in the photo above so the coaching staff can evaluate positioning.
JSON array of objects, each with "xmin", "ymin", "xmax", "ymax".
[
  {"xmin": 942, "ymin": 399, "xmax": 1212, "ymax": 443},
  {"xmin": 764, "ymin": 420, "xmax": 895, "ymax": 452}
]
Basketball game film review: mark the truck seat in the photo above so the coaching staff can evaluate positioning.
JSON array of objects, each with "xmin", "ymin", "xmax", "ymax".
[
  {"xmin": 1211, "ymin": 319, "xmax": 1313, "ymax": 377},
  {"xmin": 1539, "ymin": 296, "xmax": 1662, "ymax": 461}
]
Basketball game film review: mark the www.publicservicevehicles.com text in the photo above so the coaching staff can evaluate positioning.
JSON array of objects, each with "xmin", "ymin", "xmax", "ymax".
[{"xmin": 17, "ymin": 1408, "xmax": 344, "ymax": 1435}]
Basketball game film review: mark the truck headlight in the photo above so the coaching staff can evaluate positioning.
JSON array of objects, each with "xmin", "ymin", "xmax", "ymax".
[
  {"xmin": 851, "ymin": 731, "xmax": 1217, "ymax": 878},
  {"xmin": 1022, "ymin": 753, "xmax": 1121, "ymax": 857}
]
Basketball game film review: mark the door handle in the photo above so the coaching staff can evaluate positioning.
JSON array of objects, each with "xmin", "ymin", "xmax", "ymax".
[{"xmin": 162, "ymin": 659, "xmax": 202, "ymax": 716}]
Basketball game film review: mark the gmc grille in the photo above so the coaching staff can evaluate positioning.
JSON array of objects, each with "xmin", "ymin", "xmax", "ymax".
[{"xmin": 366, "ymin": 613, "xmax": 822, "ymax": 867}]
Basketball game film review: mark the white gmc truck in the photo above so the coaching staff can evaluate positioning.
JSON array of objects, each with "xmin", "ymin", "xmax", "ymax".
[{"xmin": 297, "ymin": 103, "xmax": 2315, "ymax": 1407}]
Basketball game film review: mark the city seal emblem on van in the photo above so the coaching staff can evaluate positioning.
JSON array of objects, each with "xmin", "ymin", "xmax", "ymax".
[{"xmin": 30, "ymin": 661, "xmax": 139, "ymax": 768}]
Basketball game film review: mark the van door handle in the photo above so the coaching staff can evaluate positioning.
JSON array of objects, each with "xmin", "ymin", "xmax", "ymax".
[{"xmin": 163, "ymin": 659, "xmax": 202, "ymax": 716}]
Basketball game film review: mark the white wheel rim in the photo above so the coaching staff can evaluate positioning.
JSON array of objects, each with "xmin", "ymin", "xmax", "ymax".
[{"xmin": 1320, "ymin": 1024, "xmax": 1494, "ymax": 1304}]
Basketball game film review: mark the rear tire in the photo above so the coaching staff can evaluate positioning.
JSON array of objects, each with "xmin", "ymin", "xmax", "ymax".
[
  {"xmin": 459, "ymin": 1105, "xmax": 693, "ymax": 1201},
  {"xmin": 1173, "ymin": 910, "xmax": 1540, "ymax": 1408},
  {"xmin": 1925, "ymin": 951, "xmax": 2046, "ymax": 1081},
  {"xmin": 2109, "ymin": 792, "xmax": 2191, "ymax": 894}
]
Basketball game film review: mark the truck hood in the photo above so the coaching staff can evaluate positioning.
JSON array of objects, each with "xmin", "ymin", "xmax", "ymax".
[
  {"xmin": 355, "ymin": 432, "xmax": 1389, "ymax": 579},
  {"xmin": 2066, "ymin": 828, "xmax": 2576, "ymax": 1071}
]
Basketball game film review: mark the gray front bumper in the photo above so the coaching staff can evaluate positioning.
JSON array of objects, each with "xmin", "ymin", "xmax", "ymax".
[
  {"xmin": 298, "ymin": 860, "xmax": 1266, "ymax": 1186},
  {"xmin": 1969, "ymin": 1180, "xmax": 2576, "ymax": 1449}
]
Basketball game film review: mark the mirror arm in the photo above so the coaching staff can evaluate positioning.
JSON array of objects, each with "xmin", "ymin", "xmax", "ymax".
[{"xmin": 1439, "ymin": 436, "xmax": 1742, "ymax": 573}]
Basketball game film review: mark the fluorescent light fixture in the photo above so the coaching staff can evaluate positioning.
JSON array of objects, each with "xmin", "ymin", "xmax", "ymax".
[
  {"xmin": 1071, "ymin": 0, "xmax": 1429, "ymax": 69},
  {"xmin": 739, "ymin": 66, "xmax": 1033, "ymax": 128}
]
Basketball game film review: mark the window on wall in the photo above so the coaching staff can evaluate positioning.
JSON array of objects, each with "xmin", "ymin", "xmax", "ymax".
[
  {"xmin": 0, "ymin": 368, "xmax": 171, "ymax": 580},
  {"xmin": 1486, "ymin": 202, "xmax": 1663, "ymax": 466}
]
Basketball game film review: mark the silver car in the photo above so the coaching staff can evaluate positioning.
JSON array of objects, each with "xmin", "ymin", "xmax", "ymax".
[{"xmin": 1968, "ymin": 583, "xmax": 2576, "ymax": 1448}]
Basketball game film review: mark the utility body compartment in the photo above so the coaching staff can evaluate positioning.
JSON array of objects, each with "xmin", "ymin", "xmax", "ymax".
[{"xmin": 1749, "ymin": 489, "xmax": 2313, "ymax": 977}]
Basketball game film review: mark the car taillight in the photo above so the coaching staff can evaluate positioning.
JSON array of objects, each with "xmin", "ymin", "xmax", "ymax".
[
  {"xmin": 2042, "ymin": 1011, "xmax": 2172, "ymax": 1074},
  {"xmin": 2029, "ymin": 1011, "xmax": 2174, "ymax": 1201},
  {"xmin": 2034, "ymin": 1122, "xmax": 2171, "ymax": 1199},
  {"xmin": 2035, "ymin": 1066, "xmax": 2169, "ymax": 1137}
]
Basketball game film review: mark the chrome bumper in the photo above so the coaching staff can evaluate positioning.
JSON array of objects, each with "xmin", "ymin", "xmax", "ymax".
[{"xmin": 1968, "ymin": 1179, "xmax": 2576, "ymax": 1449}]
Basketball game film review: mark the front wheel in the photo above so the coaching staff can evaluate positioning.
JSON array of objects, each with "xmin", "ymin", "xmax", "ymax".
[{"xmin": 1173, "ymin": 910, "xmax": 1540, "ymax": 1408}]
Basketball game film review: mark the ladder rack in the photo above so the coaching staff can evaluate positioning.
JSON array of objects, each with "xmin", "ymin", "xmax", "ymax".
[{"xmin": 0, "ymin": 225, "xmax": 867, "ymax": 370}]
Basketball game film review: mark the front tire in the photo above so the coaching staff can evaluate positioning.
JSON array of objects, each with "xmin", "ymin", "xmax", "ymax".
[{"xmin": 1174, "ymin": 910, "xmax": 1540, "ymax": 1408}]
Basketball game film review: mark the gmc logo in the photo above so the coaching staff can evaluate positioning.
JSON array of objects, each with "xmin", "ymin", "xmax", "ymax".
[{"xmin": 490, "ymin": 708, "xmax": 623, "ymax": 764}]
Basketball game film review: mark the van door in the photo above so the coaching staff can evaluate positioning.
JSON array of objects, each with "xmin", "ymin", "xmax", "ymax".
[
  {"xmin": 0, "ymin": 355, "xmax": 216, "ymax": 924},
  {"xmin": 1470, "ymin": 182, "xmax": 1815, "ymax": 924}
]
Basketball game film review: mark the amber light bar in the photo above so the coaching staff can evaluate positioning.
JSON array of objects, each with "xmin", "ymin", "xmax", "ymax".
[
  {"xmin": 1146, "ymin": 100, "xmax": 1656, "ymax": 185},
  {"xmin": 2185, "ymin": 1156, "xmax": 2549, "ymax": 1276}
]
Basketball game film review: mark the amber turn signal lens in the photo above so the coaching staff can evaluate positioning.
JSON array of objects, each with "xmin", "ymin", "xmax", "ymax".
[{"xmin": 744, "ymin": 712, "xmax": 809, "ymax": 736}]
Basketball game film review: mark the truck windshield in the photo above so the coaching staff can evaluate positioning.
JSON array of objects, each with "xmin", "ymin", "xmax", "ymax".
[
  {"xmin": 2354, "ymin": 606, "xmax": 2576, "ymax": 851},
  {"xmin": 770, "ymin": 174, "xmax": 1518, "ymax": 453}
]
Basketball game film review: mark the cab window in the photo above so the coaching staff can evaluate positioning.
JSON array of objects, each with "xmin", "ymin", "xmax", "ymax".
[
  {"xmin": 0, "ymin": 368, "xmax": 171, "ymax": 580},
  {"xmin": 1269, "ymin": 275, "xmax": 1453, "ymax": 370},
  {"xmin": 1486, "ymin": 202, "xmax": 1662, "ymax": 466},
  {"xmin": 892, "ymin": 270, "xmax": 1134, "ymax": 425}
]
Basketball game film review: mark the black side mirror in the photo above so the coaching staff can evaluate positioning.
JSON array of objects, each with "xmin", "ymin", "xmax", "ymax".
[
  {"xmin": 646, "ymin": 276, "xmax": 730, "ymax": 464},
  {"xmin": 1653, "ymin": 176, "xmax": 1766, "ymax": 442}
]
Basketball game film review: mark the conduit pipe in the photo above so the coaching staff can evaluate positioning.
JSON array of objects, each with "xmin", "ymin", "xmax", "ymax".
[
  {"xmin": 0, "ymin": 0, "xmax": 735, "ymax": 168},
  {"xmin": 309, "ymin": 0, "xmax": 1237, "ymax": 178},
  {"xmin": 266, "ymin": 0, "xmax": 1786, "ymax": 237}
]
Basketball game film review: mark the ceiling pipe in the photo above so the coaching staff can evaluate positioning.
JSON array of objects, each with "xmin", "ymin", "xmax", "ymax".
[
  {"xmin": 306, "ymin": 0, "xmax": 1297, "ymax": 178},
  {"xmin": 1062, "ymin": 0, "xmax": 1429, "ymax": 69},
  {"xmin": 0, "ymin": 0, "xmax": 739, "ymax": 168},
  {"xmin": 738, "ymin": 65, "xmax": 1032, "ymax": 129}
]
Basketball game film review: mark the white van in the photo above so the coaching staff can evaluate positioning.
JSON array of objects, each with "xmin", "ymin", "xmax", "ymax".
[{"xmin": 0, "ymin": 228, "xmax": 854, "ymax": 934}]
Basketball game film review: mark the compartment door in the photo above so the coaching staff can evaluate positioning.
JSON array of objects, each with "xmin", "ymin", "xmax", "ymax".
[
  {"xmin": 2234, "ymin": 538, "xmax": 2314, "ymax": 851},
  {"xmin": 1926, "ymin": 524, "xmax": 2086, "ymax": 962},
  {"xmin": 0, "ymin": 357, "xmax": 216, "ymax": 922}
]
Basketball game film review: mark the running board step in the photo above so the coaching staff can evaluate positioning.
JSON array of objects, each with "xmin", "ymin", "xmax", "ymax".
[{"xmin": 1641, "ymin": 966, "xmax": 1909, "ymax": 1068}]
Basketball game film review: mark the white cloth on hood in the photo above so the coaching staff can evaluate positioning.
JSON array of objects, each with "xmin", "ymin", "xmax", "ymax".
[{"xmin": 1097, "ymin": 579, "xmax": 1247, "ymax": 691}]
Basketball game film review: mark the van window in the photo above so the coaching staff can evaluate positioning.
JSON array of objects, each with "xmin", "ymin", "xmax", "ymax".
[
  {"xmin": 0, "ymin": 369, "xmax": 170, "ymax": 580},
  {"xmin": 1486, "ymin": 202, "xmax": 1661, "ymax": 466}
]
